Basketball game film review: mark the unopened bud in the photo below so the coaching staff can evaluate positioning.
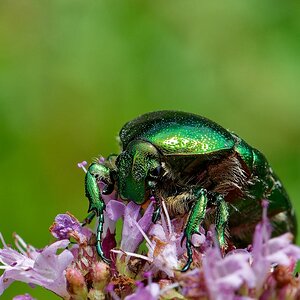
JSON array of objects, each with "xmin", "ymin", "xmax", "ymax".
[
  {"xmin": 66, "ymin": 267, "xmax": 88, "ymax": 299},
  {"xmin": 91, "ymin": 261, "xmax": 110, "ymax": 290},
  {"xmin": 87, "ymin": 289, "xmax": 105, "ymax": 300}
]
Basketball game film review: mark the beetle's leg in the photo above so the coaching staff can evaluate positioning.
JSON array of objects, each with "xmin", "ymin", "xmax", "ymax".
[
  {"xmin": 151, "ymin": 195, "xmax": 161, "ymax": 223},
  {"xmin": 81, "ymin": 210, "xmax": 96, "ymax": 227},
  {"xmin": 181, "ymin": 188, "xmax": 208, "ymax": 272},
  {"xmin": 96, "ymin": 209, "xmax": 111, "ymax": 264},
  {"xmin": 215, "ymin": 195, "xmax": 229, "ymax": 250},
  {"xmin": 85, "ymin": 163, "xmax": 114, "ymax": 264},
  {"xmin": 152, "ymin": 205, "xmax": 161, "ymax": 223}
]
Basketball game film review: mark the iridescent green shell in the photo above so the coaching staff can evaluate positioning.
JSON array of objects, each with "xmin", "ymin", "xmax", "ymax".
[
  {"xmin": 119, "ymin": 110, "xmax": 297, "ymax": 242},
  {"xmin": 120, "ymin": 111, "xmax": 235, "ymax": 155}
]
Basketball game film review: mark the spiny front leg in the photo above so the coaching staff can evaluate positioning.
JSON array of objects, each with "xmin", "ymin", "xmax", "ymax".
[
  {"xmin": 85, "ymin": 163, "xmax": 114, "ymax": 264},
  {"xmin": 181, "ymin": 188, "xmax": 208, "ymax": 272}
]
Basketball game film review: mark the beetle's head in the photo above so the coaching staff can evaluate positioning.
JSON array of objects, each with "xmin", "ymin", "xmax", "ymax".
[{"xmin": 116, "ymin": 140, "xmax": 161, "ymax": 204}]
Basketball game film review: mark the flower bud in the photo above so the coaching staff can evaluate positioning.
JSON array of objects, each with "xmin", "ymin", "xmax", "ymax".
[
  {"xmin": 87, "ymin": 289, "xmax": 105, "ymax": 300},
  {"xmin": 90, "ymin": 261, "xmax": 110, "ymax": 290},
  {"xmin": 66, "ymin": 267, "xmax": 88, "ymax": 299}
]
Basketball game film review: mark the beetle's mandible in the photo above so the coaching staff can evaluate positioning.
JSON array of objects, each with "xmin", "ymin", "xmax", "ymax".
[{"xmin": 82, "ymin": 111, "xmax": 297, "ymax": 271}]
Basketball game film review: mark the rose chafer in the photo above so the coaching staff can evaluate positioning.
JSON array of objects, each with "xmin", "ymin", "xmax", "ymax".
[{"xmin": 82, "ymin": 111, "xmax": 297, "ymax": 271}]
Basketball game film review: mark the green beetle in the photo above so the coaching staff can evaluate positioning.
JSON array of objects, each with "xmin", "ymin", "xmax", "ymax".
[{"xmin": 82, "ymin": 111, "xmax": 297, "ymax": 271}]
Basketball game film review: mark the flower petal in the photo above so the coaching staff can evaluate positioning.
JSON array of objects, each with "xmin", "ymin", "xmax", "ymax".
[{"xmin": 106, "ymin": 200, "xmax": 126, "ymax": 222}]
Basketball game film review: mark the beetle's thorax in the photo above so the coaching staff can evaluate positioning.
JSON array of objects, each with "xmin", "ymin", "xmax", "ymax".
[{"xmin": 116, "ymin": 140, "xmax": 161, "ymax": 204}]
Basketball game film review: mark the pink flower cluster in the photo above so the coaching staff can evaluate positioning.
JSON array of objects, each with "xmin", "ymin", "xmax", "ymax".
[{"xmin": 1, "ymin": 168, "xmax": 300, "ymax": 299}]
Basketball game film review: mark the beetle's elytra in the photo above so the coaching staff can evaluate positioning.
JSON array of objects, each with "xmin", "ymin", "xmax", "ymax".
[{"xmin": 82, "ymin": 110, "xmax": 297, "ymax": 271}]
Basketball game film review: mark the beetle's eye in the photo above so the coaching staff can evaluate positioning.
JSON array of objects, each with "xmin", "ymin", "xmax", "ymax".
[{"xmin": 149, "ymin": 166, "xmax": 161, "ymax": 178}]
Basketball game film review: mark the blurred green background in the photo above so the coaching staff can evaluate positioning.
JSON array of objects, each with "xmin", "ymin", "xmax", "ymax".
[{"xmin": 0, "ymin": 0, "xmax": 300, "ymax": 298}]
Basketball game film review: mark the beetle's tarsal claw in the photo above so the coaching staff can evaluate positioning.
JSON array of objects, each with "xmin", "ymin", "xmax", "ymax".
[
  {"xmin": 180, "ymin": 230, "xmax": 194, "ymax": 272},
  {"xmin": 181, "ymin": 240, "xmax": 193, "ymax": 272},
  {"xmin": 181, "ymin": 259, "xmax": 192, "ymax": 272},
  {"xmin": 96, "ymin": 242, "xmax": 111, "ymax": 265},
  {"xmin": 180, "ymin": 234, "xmax": 185, "ymax": 248},
  {"xmin": 103, "ymin": 257, "xmax": 111, "ymax": 265}
]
